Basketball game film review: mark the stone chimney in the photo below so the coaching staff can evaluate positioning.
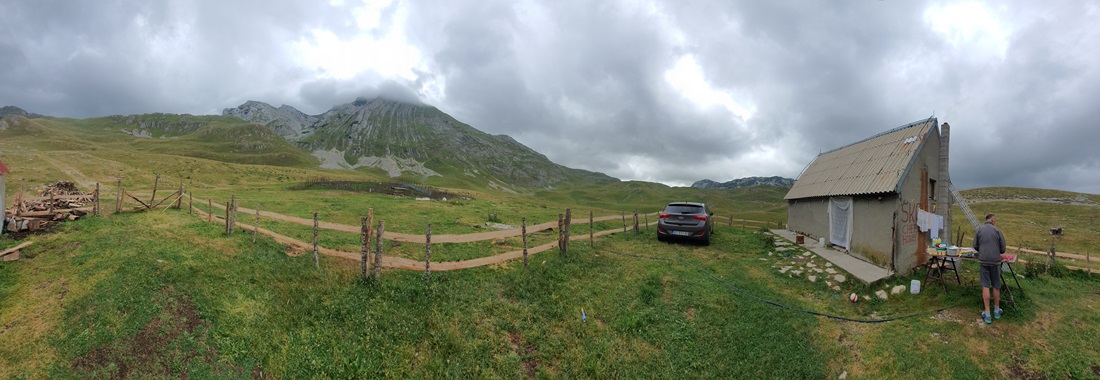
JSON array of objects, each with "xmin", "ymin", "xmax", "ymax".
[{"xmin": 937, "ymin": 122, "xmax": 951, "ymax": 244}]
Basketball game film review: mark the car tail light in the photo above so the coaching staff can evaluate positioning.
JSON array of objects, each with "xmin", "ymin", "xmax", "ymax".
[
  {"xmin": 659, "ymin": 212, "xmax": 670, "ymax": 219},
  {"xmin": 693, "ymin": 214, "xmax": 707, "ymax": 221}
]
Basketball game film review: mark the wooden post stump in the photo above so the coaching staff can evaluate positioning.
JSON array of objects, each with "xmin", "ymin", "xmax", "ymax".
[
  {"xmin": 253, "ymin": 206, "xmax": 259, "ymax": 243},
  {"xmin": 150, "ymin": 175, "xmax": 159, "ymax": 207},
  {"xmin": 564, "ymin": 208, "xmax": 571, "ymax": 253},
  {"xmin": 361, "ymin": 216, "xmax": 369, "ymax": 280},
  {"xmin": 589, "ymin": 211, "xmax": 594, "ymax": 248},
  {"xmin": 94, "ymin": 183, "xmax": 101, "ymax": 217},
  {"xmin": 115, "ymin": 179, "xmax": 122, "ymax": 214},
  {"xmin": 313, "ymin": 212, "xmax": 319, "ymax": 269},
  {"xmin": 633, "ymin": 208, "xmax": 639, "ymax": 234},
  {"xmin": 425, "ymin": 224, "xmax": 432, "ymax": 284},
  {"xmin": 374, "ymin": 221, "xmax": 385, "ymax": 281},
  {"xmin": 522, "ymin": 217, "xmax": 528, "ymax": 268}
]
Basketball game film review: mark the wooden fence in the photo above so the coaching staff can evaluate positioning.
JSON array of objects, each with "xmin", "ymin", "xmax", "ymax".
[{"xmin": 183, "ymin": 194, "xmax": 662, "ymax": 278}]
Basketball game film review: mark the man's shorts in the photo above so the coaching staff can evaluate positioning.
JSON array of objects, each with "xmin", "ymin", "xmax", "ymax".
[{"xmin": 979, "ymin": 264, "xmax": 1002, "ymax": 289}]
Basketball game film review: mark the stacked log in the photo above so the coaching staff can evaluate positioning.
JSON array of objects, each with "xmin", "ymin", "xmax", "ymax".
[{"xmin": 4, "ymin": 181, "xmax": 93, "ymax": 233}]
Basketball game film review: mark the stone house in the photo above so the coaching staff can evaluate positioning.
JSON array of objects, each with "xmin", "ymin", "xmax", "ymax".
[{"xmin": 784, "ymin": 118, "xmax": 953, "ymax": 274}]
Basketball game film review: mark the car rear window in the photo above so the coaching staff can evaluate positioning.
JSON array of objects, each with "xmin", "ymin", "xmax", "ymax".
[{"xmin": 665, "ymin": 205, "xmax": 704, "ymax": 214}]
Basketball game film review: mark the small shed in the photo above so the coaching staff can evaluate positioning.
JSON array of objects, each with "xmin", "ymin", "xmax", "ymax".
[{"xmin": 784, "ymin": 118, "xmax": 953, "ymax": 274}]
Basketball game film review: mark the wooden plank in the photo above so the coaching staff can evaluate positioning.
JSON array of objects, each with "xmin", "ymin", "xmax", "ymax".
[
  {"xmin": 0, "ymin": 241, "xmax": 33, "ymax": 258},
  {"xmin": 124, "ymin": 191, "xmax": 152, "ymax": 209},
  {"xmin": 149, "ymin": 190, "xmax": 181, "ymax": 209},
  {"xmin": 19, "ymin": 194, "xmax": 96, "ymax": 201},
  {"xmin": 13, "ymin": 207, "xmax": 95, "ymax": 217}
]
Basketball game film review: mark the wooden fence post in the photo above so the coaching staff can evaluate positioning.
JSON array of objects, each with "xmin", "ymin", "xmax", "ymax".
[
  {"xmin": 188, "ymin": 191, "xmax": 193, "ymax": 214},
  {"xmin": 564, "ymin": 208, "xmax": 571, "ymax": 253},
  {"xmin": 425, "ymin": 224, "xmax": 432, "ymax": 285},
  {"xmin": 374, "ymin": 221, "xmax": 385, "ymax": 281},
  {"xmin": 115, "ymin": 179, "xmax": 122, "ymax": 214},
  {"xmin": 1088, "ymin": 249, "xmax": 1092, "ymax": 277},
  {"xmin": 522, "ymin": 217, "xmax": 528, "ymax": 268},
  {"xmin": 633, "ymin": 208, "xmax": 639, "ymax": 234},
  {"xmin": 94, "ymin": 183, "xmax": 100, "ymax": 217},
  {"xmin": 150, "ymin": 175, "xmax": 159, "ymax": 206},
  {"xmin": 225, "ymin": 198, "xmax": 231, "ymax": 235},
  {"xmin": 361, "ymin": 216, "xmax": 369, "ymax": 280},
  {"xmin": 644, "ymin": 213, "xmax": 649, "ymax": 231},
  {"xmin": 207, "ymin": 199, "xmax": 212, "ymax": 223},
  {"xmin": 729, "ymin": 214, "xmax": 733, "ymax": 227},
  {"xmin": 313, "ymin": 212, "xmax": 319, "ymax": 269},
  {"xmin": 589, "ymin": 211, "xmax": 594, "ymax": 248},
  {"xmin": 622, "ymin": 212, "xmax": 626, "ymax": 233},
  {"xmin": 253, "ymin": 205, "xmax": 259, "ymax": 244},
  {"xmin": 175, "ymin": 180, "xmax": 182, "ymax": 209},
  {"xmin": 557, "ymin": 213, "xmax": 563, "ymax": 254}
]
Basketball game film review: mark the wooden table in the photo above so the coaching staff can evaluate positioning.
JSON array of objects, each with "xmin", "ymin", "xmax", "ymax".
[{"xmin": 923, "ymin": 248, "xmax": 1024, "ymax": 310}]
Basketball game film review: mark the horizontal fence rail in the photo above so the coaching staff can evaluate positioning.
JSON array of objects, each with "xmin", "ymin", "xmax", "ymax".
[{"xmin": 183, "ymin": 194, "xmax": 658, "ymax": 271}]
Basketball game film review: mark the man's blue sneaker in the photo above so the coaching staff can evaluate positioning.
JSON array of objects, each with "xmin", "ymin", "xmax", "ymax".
[
  {"xmin": 981, "ymin": 311, "xmax": 992, "ymax": 324},
  {"xmin": 994, "ymin": 307, "xmax": 1003, "ymax": 319}
]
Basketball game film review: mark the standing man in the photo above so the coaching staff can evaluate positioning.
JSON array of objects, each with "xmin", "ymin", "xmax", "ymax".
[{"xmin": 973, "ymin": 213, "xmax": 1007, "ymax": 324}]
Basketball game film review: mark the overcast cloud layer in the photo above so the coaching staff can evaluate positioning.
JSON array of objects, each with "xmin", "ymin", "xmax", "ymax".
[{"xmin": 2, "ymin": 0, "xmax": 1099, "ymax": 194}]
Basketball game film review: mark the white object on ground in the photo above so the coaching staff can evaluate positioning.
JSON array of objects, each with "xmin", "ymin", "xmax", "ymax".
[
  {"xmin": 910, "ymin": 279, "xmax": 921, "ymax": 294},
  {"xmin": 891, "ymin": 285, "xmax": 907, "ymax": 294},
  {"xmin": 834, "ymin": 275, "xmax": 846, "ymax": 283},
  {"xmin": 875, "ymin": 290, "xmax": 889, "ymax": 300}
]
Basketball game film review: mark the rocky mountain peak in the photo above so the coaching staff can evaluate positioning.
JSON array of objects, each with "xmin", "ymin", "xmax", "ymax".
[
  {"xmin": 0, "ymin": 106, "xmax": 44, "ymax": 119},
  {"xmin": 692, "ymin": 176, "xmax": 795, "ymax": 189},
  {"xmin": 222, "ymin": 97, "xmax": 618, "ymax": 188}
]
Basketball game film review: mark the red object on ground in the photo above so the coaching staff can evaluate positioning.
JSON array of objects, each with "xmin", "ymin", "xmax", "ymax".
[{"xmin": 0, "ymin": 159, "xmax": 8, "ymax": 175}]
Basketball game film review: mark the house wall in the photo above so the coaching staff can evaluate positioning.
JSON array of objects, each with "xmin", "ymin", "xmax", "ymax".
[
  {"xmin": 848, "ymin": 194, "xmax": 898, "ymax": 268},
  {"xmin": 786, "ymin": 197, "xmax": 830, "ymax": 241},
  {"xmin": 893, "ymin": 129, "xmax": 943, "ymax": 273}
]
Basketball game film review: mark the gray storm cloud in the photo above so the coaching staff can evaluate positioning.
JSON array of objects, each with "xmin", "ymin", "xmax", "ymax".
[{"xmin": 1, "ymin": 0, "xmax": 1098, "ymax": 193}]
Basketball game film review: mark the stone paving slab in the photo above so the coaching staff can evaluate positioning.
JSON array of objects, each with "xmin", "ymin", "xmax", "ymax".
[{"xmin": 770, "ymin": 230, "xmax": 891, "ymax": 284}]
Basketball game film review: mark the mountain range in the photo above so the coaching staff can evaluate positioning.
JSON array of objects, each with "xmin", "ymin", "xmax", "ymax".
[
  {"xmin": 691, "ymin": 176, "xmax": 795, "ymax": 189},
  {"xmin": 223, "ymin": 97, "xmax": 616, "ymax": 188},
  {"xmin": 0, "ymin": 106, "xmax": 43, "ymax": 119}
]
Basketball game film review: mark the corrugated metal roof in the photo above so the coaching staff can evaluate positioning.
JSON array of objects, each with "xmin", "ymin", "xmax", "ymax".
[{"xmin": 784, "ymin": 118, "xmax": 937, "ymax": 200}]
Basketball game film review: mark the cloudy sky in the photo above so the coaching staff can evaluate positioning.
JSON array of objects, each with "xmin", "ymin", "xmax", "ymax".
[{"xmin": 2, "ymin": 1, "xmax": 1099, "ymax": 193}]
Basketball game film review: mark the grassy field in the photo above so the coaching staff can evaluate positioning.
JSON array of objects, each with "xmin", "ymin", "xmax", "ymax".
[
  {"xmin": 2, "ymin": 114, "xmax": 1099, "ymax": 378},
  {"xmin": 956, "ymin": 187, "xmax": 1100, "ymax": 263},
  {"xmin": 1, "ymin": 207, "xmax": 1098, "ymax": 378}
]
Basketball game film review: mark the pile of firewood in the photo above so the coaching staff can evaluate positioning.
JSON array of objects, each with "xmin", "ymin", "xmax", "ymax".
[{"xmin": 4, "ymin": 181, "xmax": 95, "ymax": 233}]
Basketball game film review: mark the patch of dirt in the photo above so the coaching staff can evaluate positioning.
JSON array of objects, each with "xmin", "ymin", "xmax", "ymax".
[
  {"xmin": 1002, "ymin": 350, "xmax": 1046, "ymax": 380},
  {"xmin": 1091, "ymin": 364, "xmax": 1100, "ymax": 377},
  {"xmin": 507, "ymin": 331, "xmax": 539, "ymax": 379},
  {"xmin": 0, "ymin": 321, "xmax": 15, "ymax": 335},
  {"xmin": 70, "ymin": 286, "xmax": 249, "ymax": 378},
  {"xmin": 3, "ymin": 222, "xmax": 60, "ymax": 242},
  {"xmin": 661, "ymin": 275, "xmax": 673, "ymax": 303},
  {"xmin": 285, "ymin": 244, "xmax": 306, "ymax": 257},
  {"xmin": 684, "ymin": 308, "xmax": 696, "ymax": 321}
]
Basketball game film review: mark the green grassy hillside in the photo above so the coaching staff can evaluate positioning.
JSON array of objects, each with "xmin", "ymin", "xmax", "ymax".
[{"xmin": 2, "ymin": 115, "xmax": 1099, "ymax": 378}]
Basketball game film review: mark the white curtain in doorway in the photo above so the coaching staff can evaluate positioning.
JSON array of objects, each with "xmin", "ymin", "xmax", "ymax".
[{"xmin": 829, "ymin": 197, "xmax": 853, "ymax": 248}]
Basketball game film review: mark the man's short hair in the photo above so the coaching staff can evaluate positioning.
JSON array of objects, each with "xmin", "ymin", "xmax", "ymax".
[{"xmin": 985, "ymin": 213, "xmax": 996, "ymax": 221}]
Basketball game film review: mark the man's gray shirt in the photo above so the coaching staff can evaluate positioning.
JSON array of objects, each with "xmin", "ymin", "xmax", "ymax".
[{"xmin": 973, "ymin": 222, "xmax": 1006, "ymax": 265}]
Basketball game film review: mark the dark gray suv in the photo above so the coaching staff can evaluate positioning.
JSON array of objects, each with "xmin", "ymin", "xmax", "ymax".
[{"xmin": 657, "ymin": 202, "xmax": 714, "ymax": 244}]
